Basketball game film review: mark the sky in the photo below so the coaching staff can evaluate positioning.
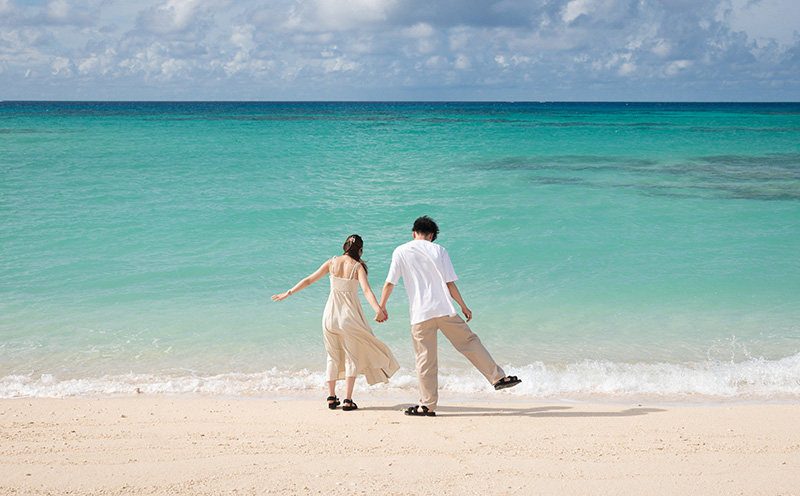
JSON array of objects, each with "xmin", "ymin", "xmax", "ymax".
[{"xmin": 1, "ymin": 0, "xmax": 798, "ymax": 101}]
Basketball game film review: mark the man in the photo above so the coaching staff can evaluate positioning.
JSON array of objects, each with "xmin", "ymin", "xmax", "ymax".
[{"xmin": 378, "ymin": 216, "xmax": 521, "ymax": 416}]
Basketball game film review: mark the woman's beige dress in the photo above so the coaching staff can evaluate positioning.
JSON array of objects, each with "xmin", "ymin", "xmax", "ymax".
[{"xmin": 323, "ymin": 257, "xmax": 400, "ymax": 385}]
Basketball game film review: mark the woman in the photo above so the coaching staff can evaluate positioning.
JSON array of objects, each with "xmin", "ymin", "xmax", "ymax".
[{"xmin": 271, "ymin": 235, "xmax": 399, "ymax": 411}]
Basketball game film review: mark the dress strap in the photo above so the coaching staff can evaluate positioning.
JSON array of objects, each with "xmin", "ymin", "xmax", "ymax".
[
  {"xmin": 348, "ymin": 261, "xmax": 361, "ymax": 280},
  {"xmin": 330, "ymin": 256, "xmax": 336, "ymax": 273}
]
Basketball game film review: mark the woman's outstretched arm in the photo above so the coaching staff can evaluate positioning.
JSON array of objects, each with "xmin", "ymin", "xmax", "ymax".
[{"xmin": 271, "ymin": 259, "xmax": 330, "ymax": 301}]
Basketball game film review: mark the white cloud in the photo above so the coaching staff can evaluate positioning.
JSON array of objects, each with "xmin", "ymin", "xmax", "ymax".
[
  {"xmin": 562, "ymin": 0, "xmax": 630, "ymax": 26},
  {"xmin": 618, "ymin": 60, "xmax": 636, "ymax": 76},
  {"xmin": 46, "ymin": 0, "xmax": 70, "ymax": 21},
  {"xmin": 322, "ymin": 56, "xmax": 359, "ymax": 73},
  {"xmin": 160, "ymin": 57, "xmax": 189, "ymax": 78},
  {"xmin": 403, "ymin": 22, "xmax": 434, "ymax": 38},
  {"xmin": 231, "ymin": 24, "xmax": 255, "ymax": 53},
  {"xmin": 603, "ymin": 52, "xmax": 631, "ymax": 71},
  {"xmin": 18, "ymin": 0, "xmax": 95, "ymax": 26},
  {"xmin": 495, "ymin": 54, "xmax": 532, "ymax": 68},
  {"xmin": 77, "ymin": 47, "xmax": 116, "ymax": 75},
  {"xmin": 136, "ymin": 0, "xmax": 207, "ymax": 38},
  {"xmin": 223, "ymin": 24, "xmax": 258, "ymax": 76},
  {"xmin": 0, "ymin": 0, "xmax": 15, "ymax": 16},
  {"xmin": 50, "ymin": 55, "xmax": 72, "ymax": 75},
  {"xmin": 345, "ymin": 36, "xmax": 378, "ymax": 55},
  {"xmin": 400, "ymin": 23, "xmax": 438, "ymax": 55},
  {"xmin": 664, "ymin": 59, "xmax": 692, "ymax": 76},
  {"xmin": 286, "ymin": 0, "xmax": 399, "ymax": 31},
  {"xmin": 454, "ymin": 53, "xmax": 471, "ymax": 70},
  {"xmin": 0, "ymin": 28, "xmax": 53, "ymax": 68},
  {"xmin": 448, "ymin": 28, "xmax": 472, "ymax": 51},
  {"xmin": 424, "ymin": 55, "xmax": 446, "ymax": 68},
  {"xmin": 651, "ymin": 39, "xmax": 672, "ymax": 58},
  {"xmin": 563, "ymin": 0, "xmax": 592, "ymax": 24}
]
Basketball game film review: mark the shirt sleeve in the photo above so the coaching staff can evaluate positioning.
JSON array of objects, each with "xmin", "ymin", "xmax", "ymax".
[
  {"xmin": 386, "ymin": 249, "xmax": 402, "ymax": 284},
  {"xmin": 440, "ymin": 247, "xmax": 458, "ymax": 282}
]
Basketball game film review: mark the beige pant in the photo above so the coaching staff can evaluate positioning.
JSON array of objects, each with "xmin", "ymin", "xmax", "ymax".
[{"xmin": 411, "ymin": 315, "xmax": 505, "ymax": 410}]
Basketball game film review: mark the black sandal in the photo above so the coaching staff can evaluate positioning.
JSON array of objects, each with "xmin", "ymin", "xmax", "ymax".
[
  {"xmin": 342, "ymin": 399, "xmax": 358, "ymax": 411},
  {"xmin": 494, "ymin": 375, "xmax": 522, "ymax": 390},
  {"xmin": 404, "ymin": 405, "xmax": 435, "ymax": 417},
  {"xmin": 327, "ymin": 396, "xmax": 340, "ymax": 409}
]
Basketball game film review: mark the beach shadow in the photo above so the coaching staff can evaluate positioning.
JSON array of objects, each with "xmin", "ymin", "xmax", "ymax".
[
  {"xmin": 366, "ymin": 404, "xmax": 665, "ymax": 418},
  {"xmin": 444, "ymin": 405, "xmax": 666, "ymax": 418}
]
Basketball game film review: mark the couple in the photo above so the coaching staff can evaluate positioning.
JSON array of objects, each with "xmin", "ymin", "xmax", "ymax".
[{"xmin": 272, "ymin": 216, "xmax": 521, "ymax": 416}]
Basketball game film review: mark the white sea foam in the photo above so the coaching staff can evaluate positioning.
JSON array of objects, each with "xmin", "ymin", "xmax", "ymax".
[{"xmin": 2, "ymin": 353, "xmax": 799, "ymax": 403}]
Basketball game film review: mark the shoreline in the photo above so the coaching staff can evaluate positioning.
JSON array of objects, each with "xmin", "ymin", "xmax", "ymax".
[
  {"xmin": 2, "ymin": 398, "xmax": 798, "ymax": 495},
  {"xmin": 4, "ymin": 351, "xmax": 800, "ymax": 401},
  {"xmin": 4, "ymin": 392, "xmax": 800, "ymax": 407},
  {"xmin": 4, "ymin": 383, "xmax": 800, "ymax": 407}
]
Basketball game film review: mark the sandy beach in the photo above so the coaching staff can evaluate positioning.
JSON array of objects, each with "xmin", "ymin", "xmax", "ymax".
[{"xmin": 1, "ymin": 398, "xmax": 798, "ymax": 495}]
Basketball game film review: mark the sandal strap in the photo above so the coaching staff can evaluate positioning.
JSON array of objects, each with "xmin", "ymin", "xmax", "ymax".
[{"xmin": 404, "ymin": 405, "xmax": 435, "ymax": 416}]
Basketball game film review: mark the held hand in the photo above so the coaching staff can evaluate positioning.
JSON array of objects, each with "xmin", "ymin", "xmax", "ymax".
[
  {"xmin": 375, "ymin": 307, "xmax": 388, "ymax": 323},
  {"xmin": 462, "ymin": 307, "xmax": 472, "ymax": 322}
]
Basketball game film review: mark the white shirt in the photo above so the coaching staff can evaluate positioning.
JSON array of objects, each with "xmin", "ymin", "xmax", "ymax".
[{"xmin": 386, "ymin": 239, "xmax": 458, "ymax": 325}]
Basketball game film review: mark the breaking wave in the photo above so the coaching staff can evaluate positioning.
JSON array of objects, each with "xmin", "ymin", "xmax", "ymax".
[{"xmin": 3, "ymin": 353, "xmax": 799, "ymax": 403}]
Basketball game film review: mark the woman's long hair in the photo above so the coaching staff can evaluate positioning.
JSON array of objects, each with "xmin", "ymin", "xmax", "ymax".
[{"xmin": 343, "ymin": 234, "xmax": 367, "ymax": 274}]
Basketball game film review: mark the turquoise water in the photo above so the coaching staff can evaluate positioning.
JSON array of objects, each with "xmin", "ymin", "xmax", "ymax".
[{"xmin": 2, "ymin": 102, "xmax": 799, "ymax": 401}]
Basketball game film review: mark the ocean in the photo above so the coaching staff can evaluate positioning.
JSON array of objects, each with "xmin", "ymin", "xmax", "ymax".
[{"xmin": 2, "ymin": 101, "xmax": 799, "ymax": 403}]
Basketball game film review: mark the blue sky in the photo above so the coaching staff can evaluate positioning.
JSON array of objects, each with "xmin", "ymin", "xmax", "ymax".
[{"xmin": 1, "ymin": 0, "xmax": 798, "ymax": 101}]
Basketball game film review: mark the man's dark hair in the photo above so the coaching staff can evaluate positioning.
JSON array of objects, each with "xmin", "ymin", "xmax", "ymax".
[{"xmin": 413, "ymin": 216, "xmax": 439, "ymax": 241}]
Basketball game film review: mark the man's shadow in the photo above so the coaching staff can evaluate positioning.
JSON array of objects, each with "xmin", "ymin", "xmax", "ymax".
[{"xmin": 367, "ymin": 404, "xmax": 665, "ymax": 418}]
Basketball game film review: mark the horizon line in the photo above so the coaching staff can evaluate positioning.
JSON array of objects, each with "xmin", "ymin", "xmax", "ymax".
[{"xmin": 3, "ymin": 100, "xmax": 799, "ymax": 104}]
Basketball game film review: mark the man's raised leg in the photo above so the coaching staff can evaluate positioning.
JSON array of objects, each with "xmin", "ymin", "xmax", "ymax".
[{"xmin": 438, "ymin": 315, "xmax": 506, "ymax": 385}]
